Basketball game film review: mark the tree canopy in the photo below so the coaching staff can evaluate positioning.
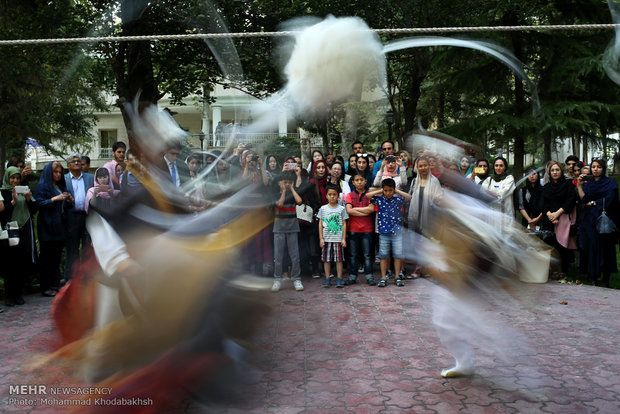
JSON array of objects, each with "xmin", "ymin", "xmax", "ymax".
[
  {"xmin": 0, "ymin": 0, "xmax": 110, "ymax": 173},
  {"xmin": 3, "ymin": 0, "xmax": 619, "ymax": 172}
]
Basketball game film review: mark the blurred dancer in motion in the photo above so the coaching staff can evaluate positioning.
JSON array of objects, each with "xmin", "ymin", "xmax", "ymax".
[
  {"xmin": 421, "ymin": 188, "xmax": 539, "ymax": 378},
  {"xmin": 42, "ymin": 102, "xmax": 272, "ymax": 412}
]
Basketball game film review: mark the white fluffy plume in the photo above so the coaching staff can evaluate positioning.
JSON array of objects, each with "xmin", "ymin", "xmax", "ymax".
[{"xmin": 283, "ymin": 16, "xmax": 385, "ymax": 113}]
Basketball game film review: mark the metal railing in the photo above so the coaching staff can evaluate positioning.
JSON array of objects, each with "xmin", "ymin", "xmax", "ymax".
[{"xmin": 99, "ymin": 148, "xmax": 113, "ymax": 159}]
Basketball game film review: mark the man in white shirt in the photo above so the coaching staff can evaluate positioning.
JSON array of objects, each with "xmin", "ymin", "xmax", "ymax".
[{"xmin": 64, "ymin": 154, "xmax": 94, "ymax": 281}]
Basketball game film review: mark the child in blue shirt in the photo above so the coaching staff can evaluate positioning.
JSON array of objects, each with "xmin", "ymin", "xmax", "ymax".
[{"xmin": 366, "ymin": 178, "xmax": 412, "ymax": 287}]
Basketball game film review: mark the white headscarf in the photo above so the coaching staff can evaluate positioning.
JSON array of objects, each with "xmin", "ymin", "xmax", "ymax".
[{"xmin": 408, "ymin": 172, "xmax": 443, "ymax": 235}]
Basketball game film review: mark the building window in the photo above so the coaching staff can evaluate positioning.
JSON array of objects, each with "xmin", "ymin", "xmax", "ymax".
[{"xmin": 99, "ymin": 130, "xmax": 117, "ymax": 159}]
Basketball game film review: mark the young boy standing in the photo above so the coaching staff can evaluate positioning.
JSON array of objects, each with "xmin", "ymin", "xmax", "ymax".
[
  {"xmin": 345, "ymin": 173, "xmax": 376, "ymax": 286},
  {"xmin": 272, "ymin": 170, "xmax": 304, "ymax": 292},
  {"xmin": 318, "ymin": 185, "xmax": 349, "ymax": 288},
  {"xmin": 366, "ymin": 178, "xmax": 412, "ymax": 287}
]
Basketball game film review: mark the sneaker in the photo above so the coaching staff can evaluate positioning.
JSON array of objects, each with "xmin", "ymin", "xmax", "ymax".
[
  {"xmin": 330, "ymin": 273, "xmax": 335, "ymax": 279},
  {"xmin": 312, "ymin": 273, "xmax": 321, "ymax": 279},
  {"xmin": 294, "ymin": 280, "xmax": 304, "ymax": 291},
  {"xmin": 374, "ymin": 257, "xmax": 380, "ymax": 264},
  {"xmin": 358, "ymin": 265, "xmax": 364, "ymax": 273},
  {"xmin": 323, "ymin": 279, "xmax": 331, "ymax": 288},
  {"xmin": 367, "ymin": 278, "xmax": 376, "ymax": 286},
  {"xmin": 399, "ymin": 270, "xmax": 406, "ymax": 280},
  {"xmin": 395, "ymin": 278, "xmax": 405, "ymax": 287},
  {"xmin": 283, "ymin": 272, "xmax": 290, "ymax": 280},
  {"xmin": 336, "ymin": 279, "xmax": 344, "ymax": 288},
  {"xmin": 271, "ymin": 280, "xmax": 281, "ymax": 292},
  {"xmin": 386, "ymin": 270, "xmax": 394, "ymax": 279},
  {"xmin": 377, "ymin": 278, "xmax": 388, "ymax": 288},
  {"xmin": 345, "ymin": 277, "xmax": 357, "ymax": 286}
]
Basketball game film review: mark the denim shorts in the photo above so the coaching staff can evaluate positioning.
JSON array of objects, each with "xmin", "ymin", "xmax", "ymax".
[{"xmin": 378, "ymin": 232, "xmax": 403, "ymax": 259}]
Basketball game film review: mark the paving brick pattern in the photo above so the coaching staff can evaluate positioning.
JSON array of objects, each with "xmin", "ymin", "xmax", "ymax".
[{"xmin": 2, "ymin": 278, "xmax": 620, "ymax": 413}]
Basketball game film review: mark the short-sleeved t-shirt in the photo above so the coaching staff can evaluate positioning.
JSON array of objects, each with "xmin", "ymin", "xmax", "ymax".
[
  {"xmin": 373, "ymin": 194, "xmax": 404, "ymax": 234},
  {"xmin": 273, "ymin": 193, "xmax": 300, "ymax": 233},
  {"xmin": 317, "ymin": 204, "xmax": 348, "ymax": 242},
  {"xmin": 345, "ymin": 190, "xmax": 373, "ymax": 233}
]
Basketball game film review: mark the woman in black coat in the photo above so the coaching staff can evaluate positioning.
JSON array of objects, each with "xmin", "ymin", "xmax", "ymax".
[
  {"xmin": 0, "ymin": 167, "xmax": 37, "ymax": 306},
  {"xmin": 576, "ymin": 158, "xmax": 620, "ymax": 287},
  {"xmin": 541, "ymin": 161, "xmax": 577, "ymax": 279},
  {"xmin": 33, "ymin": 161, "xmax": 73, "ymax": 296},
  {"xmin": 518, "ymin": 166, "xmax": 543, "ymax": 231}
]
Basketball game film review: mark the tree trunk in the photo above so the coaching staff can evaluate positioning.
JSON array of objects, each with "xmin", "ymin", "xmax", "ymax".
[
  {"xmin": 511, "ymin": 28, "xmax": 525, "ymax": 181},
  {"xmin": 437, "ymin": 89, "xmax": 445, "ymax": 129},
  {"xmin": 299, "ymin": 127, "xmax": 311, "ymax": 168},
  {"xmin": 582, "ymin": 136, "xmax": 588, "ymax": 163},
  {"xmin": 543, "ymin": 130, "xmax": 552, "ymax": 163},
  {"xmin": 0, "ymin": 137, "xmax": 6, "ymax": 178},
  {"xmin": 571, "ymin": 133, "xmax": 579, "ymax": 156},
  {"xmin": 342, "ymin": 84, "xmax": 363, "ymax": 156},
  {"xmin": 113, "ymin": 0, "xmax": 161, "ymax": 161}
]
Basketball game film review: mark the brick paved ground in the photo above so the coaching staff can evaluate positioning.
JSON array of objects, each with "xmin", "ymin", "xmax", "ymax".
[{"xmin": 2, "ymin": 277, "xmax": 620, "ymax": 413}]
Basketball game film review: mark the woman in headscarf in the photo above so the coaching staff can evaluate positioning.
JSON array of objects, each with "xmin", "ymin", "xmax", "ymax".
[
  {"xmin": 373, "ymin": 155, "xmax": 408, "ymax": 191},
  {"xmin": 240, "ymin": 151, "xmax": 273, "ymax": 275},
  {"xmin": 85, "ymin": 167, "xmax": 119, "ymax": 214},
  {"xmin": 518, "ymin": 166, "xmax": 543, "ymax": 231},
  {"xmin": 398, "ymin": 150, "xmax": 414, "ymax": 192},
  {"xmin": 459, "ymin": 156, "xmax": 474, "ymax": 177},
  {"xmin": 0, "ymin": 166, "xmax": 37, "ymax": 306},
  {"xmin": 184, "ymin": 154, "xmax": 207, "ymax": 212},
  {"xmin": 407, "ymin": 156, "xmax": 443, "ymax": 278},
  {"xmin": 348, "ymin": 153, "xmax": 373, "ymax": 191},
  {"xmin": 576, "ymin": 158, "xmax": 620, "ymax": 287},
  {"xmin": 264, "ymin": 154, "xmax": 280, "ymax": 180},
  {"xmin": 34, "ymin": 161, "xmax": 72, "ymax": 297},
  {"xmin": 310, "ymin": 159, "xmax": 329, "ymax": 206},
  {"xmin": 481, "ymin": 157, "xmax": 515, "ymax": 230},
  {"xmin": 541, "ymin": 160, "xmax": 577, "ymax": 280},
  {"xmin": 306, "ymin": 150, "xmax": 325, "ymax": 172},
  {"xmin": 326, "ymin": 161, "xmax": 351, "ymax": 206},
  {"xmin": 468, "ymin": 159, "xmax": 490, "ymax": 185}
]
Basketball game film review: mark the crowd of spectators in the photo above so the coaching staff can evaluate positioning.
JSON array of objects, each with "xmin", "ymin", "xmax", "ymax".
[{"xmin": 1, "ymin": 139, "xmax": 618, "ymax": 312}]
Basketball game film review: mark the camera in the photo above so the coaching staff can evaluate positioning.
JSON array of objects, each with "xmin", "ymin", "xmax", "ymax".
[
  {"xmin": 474, "ymin": 167, "xmax": 486, "ymax": 174},
  {"xmin": 581, "ymin": 175, "xmax": 595, "ymax": 181},
  {"xmin": 15, "ymin": 186, "xmax": 30, "ymax": 194}
]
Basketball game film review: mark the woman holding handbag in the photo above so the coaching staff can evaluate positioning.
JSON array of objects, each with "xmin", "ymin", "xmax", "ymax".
[
  {"xmin": 576, "ymin": 158, "xmax": 620, "ymax": 287},
  {"xmin": 0, "ymin": 166, "xmax": 38, "ymax": 306},
  {"xmin": 541, "ymin": 161, "xmax": 577, "ymax": 280}
]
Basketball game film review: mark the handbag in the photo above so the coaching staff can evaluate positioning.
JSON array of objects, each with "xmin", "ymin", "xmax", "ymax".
[
  {"xmin": 569, "ymin": 208, "xmax": 578, "ymax": 237},
  {"xmin": 7, "ymin": 221, "xmax": 20, "ymax": 246},
  {"xmin": 296, "ymin": 203, "xmax": 313, "ymax": 225},
  {"xmin": 596, "ymin": 198, "xmax": 617, "ymax": 234}
]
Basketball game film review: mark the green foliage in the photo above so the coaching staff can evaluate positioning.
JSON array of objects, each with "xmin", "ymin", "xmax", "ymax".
[
  {"xmin": 257, "ymin": 134, "xmax": 302, "ymax": 162},
  {"xmin": 0, "ymin": 0, "xmax": 109, "ymax": 172}
]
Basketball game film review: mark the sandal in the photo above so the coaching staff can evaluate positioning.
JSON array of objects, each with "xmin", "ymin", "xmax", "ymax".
[{"xmin": 377, "ymin": 278, "xmax": 387, "ymax": 288}]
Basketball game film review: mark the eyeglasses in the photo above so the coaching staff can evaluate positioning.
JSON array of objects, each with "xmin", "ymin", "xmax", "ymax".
[
  {"xmin": 69, "ymin": 160, "xmax": 81, "ymax": 164},
  {"xmin": 357, "ymin": 153, "xmax": 369, "ymax": 158},
  {"xmin": 381, "ymin": 147, "xmax": 392, "ymax": 151}
]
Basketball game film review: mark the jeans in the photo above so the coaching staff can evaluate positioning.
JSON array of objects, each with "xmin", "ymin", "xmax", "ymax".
[
  {"xmin": 378, "ymin": 232, "xmax": 403, "ymax": 259},
  {"xmin": 273, "ymin": 232, "xmax": 300, "ymax": 280},
  {"xmin": 348, "ymin": 232, "xmax": 373, "ymax": 280}
]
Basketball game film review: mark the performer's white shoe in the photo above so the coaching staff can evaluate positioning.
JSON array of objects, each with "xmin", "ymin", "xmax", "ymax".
[{"xmin": 440, "ymin": 366, "xmax": 474, "ymax": 378}]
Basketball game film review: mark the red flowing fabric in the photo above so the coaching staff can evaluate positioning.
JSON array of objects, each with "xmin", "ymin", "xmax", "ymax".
[{"xmin": 51, "ymin": 246, "xmax": 97, "ymax": 346}]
